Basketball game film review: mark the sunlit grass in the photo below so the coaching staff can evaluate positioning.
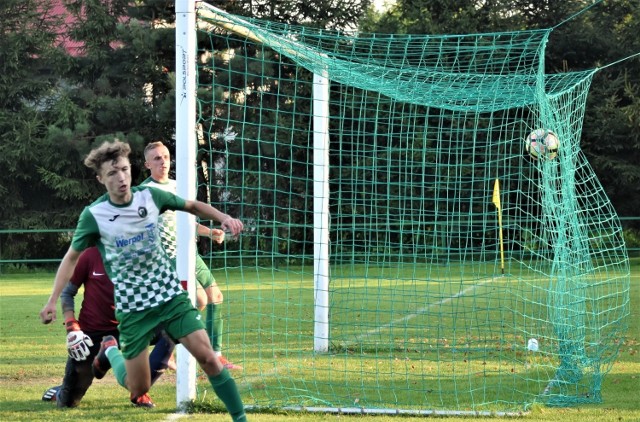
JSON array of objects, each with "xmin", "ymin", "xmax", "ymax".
[{"xmin": 0, "ymin": 263, "xmax": 637, "ymax": 421}]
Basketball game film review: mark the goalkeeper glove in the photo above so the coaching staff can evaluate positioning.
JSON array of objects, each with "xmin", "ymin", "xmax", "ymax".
[{"xmin": 65, "ymin": 318, "xmax": 94, "ymax": 361}]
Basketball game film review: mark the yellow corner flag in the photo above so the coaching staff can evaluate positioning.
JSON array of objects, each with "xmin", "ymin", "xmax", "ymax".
[
  {"xmin": 492, "ymin": 178, "xmax": 501, "ymax": 210},
  {"xmin": 493, "ymin": 178, "xmax": 505, "ymax": 275}
]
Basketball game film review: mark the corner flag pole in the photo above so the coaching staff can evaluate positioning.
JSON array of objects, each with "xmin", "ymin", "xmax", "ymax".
[{"xmin": 493, "ymin": 179, "xmax": 505, "ymax": 275}]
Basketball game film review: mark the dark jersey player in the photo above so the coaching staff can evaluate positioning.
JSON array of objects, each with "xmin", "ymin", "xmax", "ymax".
[{"xmin": 41, "ymin": 246, "xmax": 174, "ymax": 408}]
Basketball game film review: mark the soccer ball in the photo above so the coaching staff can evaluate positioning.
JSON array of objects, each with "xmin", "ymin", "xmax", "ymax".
[{"xmin": 524, "ymin": 129, "xmax": 559, "ymax": 160}]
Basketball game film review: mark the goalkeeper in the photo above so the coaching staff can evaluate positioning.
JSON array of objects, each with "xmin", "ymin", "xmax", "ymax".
[{"xmin": 41, "ymin": 246, "xmax": 174, "ymax": 408}]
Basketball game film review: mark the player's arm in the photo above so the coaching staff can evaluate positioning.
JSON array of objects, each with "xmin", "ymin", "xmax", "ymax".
[
  {"xmin": 60, "ymin": 282, "xmax": 81, "ymax": 324},
  {"xmin": 39, "ymin": 247, "xmax": 81, "ymax": 324},
  {"xmin": 150, "ymin": 185, "xmax": 241, "ymax": 236},
  {"xmin": 196, "ymin": 223, "xmax": 225, "ymax": 244},
  {"xmin": 59, "ymin": 282, "xmax": 94, "ymax": 361},
  {"xmin": 183, "ymin": 200, "xmax": 243, "ymax": 236}
]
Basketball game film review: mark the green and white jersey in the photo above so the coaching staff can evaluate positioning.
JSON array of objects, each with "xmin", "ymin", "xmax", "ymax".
[
  {"xmin": 70, "ymin": 185, "xmax": 186, "ymax": 312},
  {"xmin": 141, "ymin": 177, "xmax": 177, "ymax": 259}
]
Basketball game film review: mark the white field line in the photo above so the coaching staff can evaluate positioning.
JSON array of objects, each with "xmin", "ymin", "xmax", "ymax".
[{"xmin": 342, "ymin": 276, "xmax": 498, "ymax": 347}]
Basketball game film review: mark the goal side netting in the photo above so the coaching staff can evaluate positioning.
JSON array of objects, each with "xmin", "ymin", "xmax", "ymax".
[{"xmin": 174, "ymin": 2, "xmax": 630, "ymax": 414}]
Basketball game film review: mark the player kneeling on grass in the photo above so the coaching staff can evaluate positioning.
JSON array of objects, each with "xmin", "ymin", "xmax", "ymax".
[
  {"xmin": 40, "ymin": 246, "xmax": 173, "ymax": 408},
  {"xmin": 39, "ymin": 139, "xmax": 247, "ymax": 421}
]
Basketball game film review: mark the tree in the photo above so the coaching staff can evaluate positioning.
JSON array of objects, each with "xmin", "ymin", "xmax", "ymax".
[
  {"xmin": 56, "ymin": 0, "xmax": 175, "ymax": 167},
  {"xmin": 3, "ymin": 0, "xmax": 637, "ymax": 264},
  {"xmin": 362, "ymin": 0, "xmax": 640, "ymax": 226},
  {"xmin": 194, "ymin": 0, "xmax": 376, "ymax": 260},
  {"xmin": 232, "ymin": 0, "xmax": 372, "ymax": 28},
  {"xmin": 0, "ymin": 0, "xmax": 178, "ymax": 262},
  {"xmin": 0, "ymin": 0, "xmax": 372, "ymax": 263},
  {"xmin": 0, "ymin": 0, "xmax": 82, "ymax": 261},
  {"xmin": 359, "ymin": 0, "xmax": 517, "ymax": 34},
  {"xmin": 545, "ymin": 0, "xmax": 640, "ymax": 224}
]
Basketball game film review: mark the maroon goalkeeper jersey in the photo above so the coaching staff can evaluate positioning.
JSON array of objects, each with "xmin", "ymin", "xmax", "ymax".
[{"xmin": 70, "ymin": 246, "xmax": 118, "ymax": 332}]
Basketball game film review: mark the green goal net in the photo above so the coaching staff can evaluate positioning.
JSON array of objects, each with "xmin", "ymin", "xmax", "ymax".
[{"xmin": 188, "ymin": 3, "xmax": 630, "ymax": 414}]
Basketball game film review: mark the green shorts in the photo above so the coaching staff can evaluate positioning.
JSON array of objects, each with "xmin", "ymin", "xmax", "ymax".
[
  {"xmin": 116, "ymin": 292, "xmax": 205, "ymax": 359},
  {"xmin": 195, "ymin": 254, "xmax": 216, "ymax": 289}
]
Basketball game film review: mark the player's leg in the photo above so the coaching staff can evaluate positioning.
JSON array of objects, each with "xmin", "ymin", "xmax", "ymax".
[
  {"xmin": 47, "ymin": 331, "xmax": 119, "ymax": 407},
  {"xmin": 164, "ymin": 292, "xmax": 245, "ymax": 422},
  {"xmin": 124, "ymin": 349, "xmax": 151, "ymax": 398},
  {"xmin": 195, "ymin": 283, "xmax": 208, "ymax": 311},
  {"xmin": 95, "ymin": 337, "xmax": 155, "ymax": 407},
  {"xmin": 203, "ymin": 284, "xmax": 222, "ymax": 349},
  {"xmin": 149, "ymin": 329, "xmax": 175, "ymax": 385},
  {"xmin": 202, "ymin": 283, "xmax": 242, "ymax": 369},
  {"xmin": 94, "ymin": 309, "xmax": 157, "ymax": 407},
  {"xmin": 53, "ymin": 358, "xmax": 76, "ymax": 406},
  {"xmin": 55, "ymin": 357, "xmax": 93, "ymax": 408},
  {"xmin": 179, "ymin": 329, "xmax": 246, "ymax": 422},
  {"xmin": 195, "ymin": 255, "xmax": 229, "ymax": 360},
  {"xmin": 64, "ymin": 356, "xmax": 95, "ymax": 407}
]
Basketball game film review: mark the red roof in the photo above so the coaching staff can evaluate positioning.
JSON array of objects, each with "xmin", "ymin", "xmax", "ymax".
[
  {"xmin": 48, "ymin": 0, "xmax": 84, "ymax": 56},
  {"xmin": 46, "ymin": 0, "xmax": 129, "ymax": 56}
]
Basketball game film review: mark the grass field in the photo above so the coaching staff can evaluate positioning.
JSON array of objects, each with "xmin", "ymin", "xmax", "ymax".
[{"xmin": 0, "ymin": 260, "xmax": 637, "ymax": 422}]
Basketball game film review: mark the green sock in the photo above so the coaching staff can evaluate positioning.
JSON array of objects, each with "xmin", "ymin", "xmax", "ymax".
[
  {"xmin": 208, "ymin": 368, "xmax": 246, "ymax": 421},
  {"xmin": 207, "ymin": 303, "xmax": 222, "ymax": 351},
  {"xmin": 106, "ymin": 347, "xmax": 127, "ymax": 388}
]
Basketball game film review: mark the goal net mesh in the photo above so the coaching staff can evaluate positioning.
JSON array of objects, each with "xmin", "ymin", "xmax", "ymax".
[{"xmin": 190, "ymin": 3, "xmax": 630, "ymax": 413}]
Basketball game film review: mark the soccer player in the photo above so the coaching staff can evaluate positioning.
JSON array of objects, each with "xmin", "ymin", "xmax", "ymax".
[
  {"xmin": 39, "ymin": 140, "xmax": 246, "ymax": 421},
  {"xmin": 41, "ymin": 246, "xmax": 173, "ymax": 408},
  {"xmin": 142, "ymin": 141, "xmax": 241, "ymax": 370}
]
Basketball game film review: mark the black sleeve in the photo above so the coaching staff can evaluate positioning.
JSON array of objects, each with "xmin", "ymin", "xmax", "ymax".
[{"xmin": 60, "ymin": 282, "xmax": 79, "ymax": 315}]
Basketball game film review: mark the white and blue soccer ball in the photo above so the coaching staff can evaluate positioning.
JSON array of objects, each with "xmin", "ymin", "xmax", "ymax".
[{"xmin": 524, "ymin": 129, "xmax": 559, "ymax": 160}]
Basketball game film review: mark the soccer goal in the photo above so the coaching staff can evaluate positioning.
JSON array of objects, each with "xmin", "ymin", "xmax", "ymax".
[{"xmin": 173, "ymin": 1, "xmax": 630, "ymax": 415}]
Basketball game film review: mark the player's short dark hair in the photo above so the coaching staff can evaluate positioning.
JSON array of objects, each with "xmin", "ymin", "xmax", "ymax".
[{"xmin": 84, "ymin": 139, "xmax": 131, "ymax": 174}]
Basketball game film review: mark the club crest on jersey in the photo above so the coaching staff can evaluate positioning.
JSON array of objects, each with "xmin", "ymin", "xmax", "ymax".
[{"xmin": 138, "ymin": 207, "xmax": 148, "ymax": 218}]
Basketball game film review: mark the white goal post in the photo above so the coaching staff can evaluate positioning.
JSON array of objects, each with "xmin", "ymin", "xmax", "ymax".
[{"xmin": 174, "ymin": 0, "xmax": 198, "ymax": 408}]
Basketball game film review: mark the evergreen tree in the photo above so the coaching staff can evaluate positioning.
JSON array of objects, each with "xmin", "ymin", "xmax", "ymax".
[
  {"xmin": 195, "ymin": 1, "xmax": 375, "ymax": 260},
  {"xmin": 56, "ymin": 0, "xmax": 175, "ymax": 177},
  {"xmin": 546, "ymin": 0, "xmax": 640, "ymax": 224},
  {"xmin": 2, "ymin": 0, "xmax": 637, "ymax": 264},
  {"xmin": 0, "ymin": 0, "xmax": 178, "ymax": 262},
  {"xmin": 363, "ymin": 0, "xmax": 640, "ymax": 226},
  {"xmin": 0, "ymin": 0, "xmax": 78, "ymax": 261}
]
